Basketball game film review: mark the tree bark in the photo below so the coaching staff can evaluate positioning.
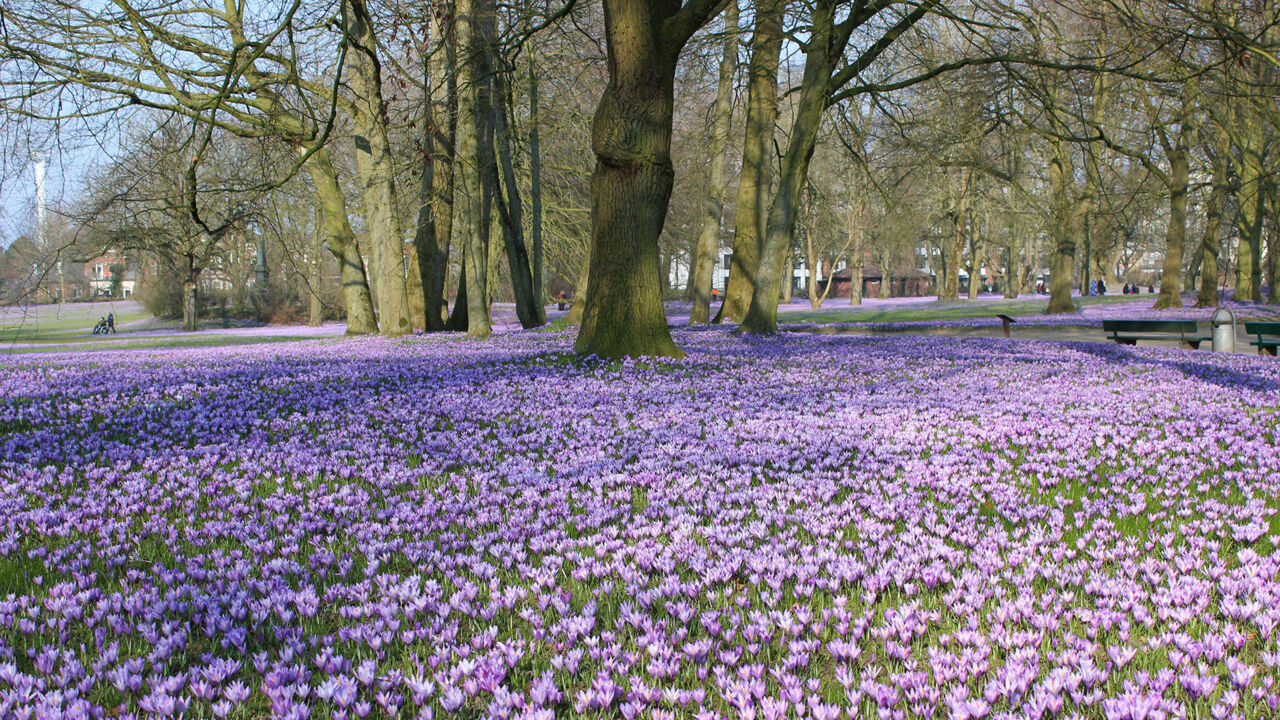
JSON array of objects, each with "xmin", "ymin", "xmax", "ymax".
[
  {"xmin": 1268, "ymin": 182, "xmax": 1280, "ymax": 304},
  {"xmin": 574, "ymin": 0, "xmax": 727, "ymax": 357},
  {"xmin": 739, "ymin": 0, "xmax": 832, "ymax": 335},
  {"xmin": 455, "ymin": 0, "xmax": 491, "ymax": 337},
  {"xmin": 690, "ymin": 0, "xmax": 739, "ymax": 324},
  {"xmin": 567, "ymin": 250, "xmax": 590, "ymax": 326},
  {"xmin": 529, "ymin": 46, "xmax": 547, "ymax": 324},
  {"xmin": 967, "ymin": 211, "xmax": 982, "ymax": 300},
  {"xmin": 848, "ymin": 193, "xmax": 865, "ymax": 305},
  {"xmin": 477, "ymin": 0, "xmax": 541, "ymax": 330},
  {"xmin": 1154, "ymin": 146, "xmax": 1188, "ymax": 309},
  {"xmin": 1195, "ymin": 151, "xmax": 1224, "ymax": 307},
  {"xmin": 405, "ymin": 242, "xmax": 427, "ymax": 330},
  {"xmin": 1046, "ymin": 137, "xmax": 1083, "ymax": 314},
  {"xmin": 1236, "ymin": 112, "xmax": 1265, "ymax": 302},
  {"xmin": 305, "ymin": 148, "xmax": 378, "ymax": 334},
  {"xmin": 721, "ymin": 0, "xmax": 783, "ymax": 324},
  {"xmin": 446, "ymin": 264, "xmax": 469, "ymax": 330},
  {"xmin": 344, "ymin": 0, "xmax": 411, "ymax": 336},
  {"xmin": 940, "ymin": 170, "xmax": 969, "ymax": 300},
  {"xmin": 489, "ymin": 55, "xmax": 542, "ymax": 328},
  {"xmin": 1184, "ymin": 243, "xmax": 1203, "ymax": 294},
  {"xmin": 1004, "ymin": 235, "xmax": 1022, "ymax": 298},
  {"xmin": 414, "ymin": 6, "xmax": 456, "ymax": 331},
  {"xmin": 309, "ymin": 205, "xmax": 324, "ymax": 326},
  {"xmin": 182, "ymin": 255, "xmax": 199, "ymax": 332}
]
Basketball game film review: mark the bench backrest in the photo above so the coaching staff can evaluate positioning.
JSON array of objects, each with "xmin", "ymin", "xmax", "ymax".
[
  {"xmin": 1101, "ymin": 320, "xmax": 1200, "ymax": 333},
  {"xmin": 1243, "ymin": 321, "xmax": 1280, "ymax": 337}
]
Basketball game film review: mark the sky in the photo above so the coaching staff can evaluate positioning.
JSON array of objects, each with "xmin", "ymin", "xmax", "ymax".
[{"xmin": 1, "ymin": 138, "xmax": 99, "ymax": 251}]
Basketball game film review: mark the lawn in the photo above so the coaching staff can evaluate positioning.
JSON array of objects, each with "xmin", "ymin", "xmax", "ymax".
[
  {"xmin": 777, "ymin": 294, "xmax": 1170, "ymax": 325},
  {"xmin": 0, "ymin": 301, "xmax": 150, "ymax": 344},
  {"xmin": 0, "ymin": 329, "xmax": 1277, "ymax": 720}
]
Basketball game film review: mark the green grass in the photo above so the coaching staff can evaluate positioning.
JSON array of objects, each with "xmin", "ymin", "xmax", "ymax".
[
  {"xmin": 0, "ymin": 302, "xmax": 150, "ymax": 342},
  {"xmin": 777, "ymin": 294, "xmax": 1140, "ymax": 324},
  {"xmin": 0, "ymin": 334, "xmax": 331, "ymax": 354}
]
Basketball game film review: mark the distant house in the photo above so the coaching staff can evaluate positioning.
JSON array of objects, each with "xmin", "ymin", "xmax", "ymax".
[
  {"xmin": 824, "ymin": 263, "xmax": 933, "ymax": 298},
  {"xmin": 84, "ymin": 251, "xmax": 137, "ymax": 298}
]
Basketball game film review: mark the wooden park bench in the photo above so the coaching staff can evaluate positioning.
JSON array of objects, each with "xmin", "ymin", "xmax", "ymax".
[
  {"xmin": 1101, "ymin": 320, "xmax": 1210, "ymax": 349},
  {"xmin": 1243, "ymin": 321, "xmax": 1280, "ymax": 356}
]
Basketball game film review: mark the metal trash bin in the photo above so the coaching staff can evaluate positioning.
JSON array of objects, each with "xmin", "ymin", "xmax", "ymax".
[{"xmin": 1212, "ymin": 307, "xmax": 1236, "ymax": 353}]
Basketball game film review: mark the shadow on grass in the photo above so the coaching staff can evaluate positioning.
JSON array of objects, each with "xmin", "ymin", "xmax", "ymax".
[{"xmin": 1062, "ymin": 340, "xmax": 1280, "ymax": 394}]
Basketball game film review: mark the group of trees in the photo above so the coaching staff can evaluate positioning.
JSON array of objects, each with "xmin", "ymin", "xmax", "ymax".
[{"xmin": 1, "ymin": 0, "xmax": 1278, "ymax": 356}]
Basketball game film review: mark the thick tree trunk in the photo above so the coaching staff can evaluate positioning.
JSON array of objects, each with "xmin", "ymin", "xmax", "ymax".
[
  {"xmin": 305, "ymin": 148, "xmax": 378, "ymax": 334},
  {"xmin": 567, "ymin": 251, "xmax": 590, "ymax": 326},
  {"xmin": 1154, "ymin": 147, "xmax": 1188, "ymax": 309},
  {"xmin": 690, "ymin": 1, "xmax": 739, "ymax": 324},
  {"xmin": 446, "ymin": 265, "xmax": 468, "ymax": 330},
  {"xmin": 574, "ymin": 0, "xmax": 725, "ymax": 357},
  {"xmin": 309, "ymin": 205, "xmax": 324, "ymax": 326},
  {"xmin": 722, "ymin": 0, "xmax": 783, "ymax": 324},
  {"xmin": 345, "ymin": 0, "xmax": 411, "ymax": 336},
  {"xmin": 739, "ymin": 0, "xmax": 831, "ymax": 335},
  {"xmin": 405, "ymin": 244, "xmax": 427, "ymax": 330},
  {"xmin": 455, "ymin": 0, "xmax": 491, "ymax": 337},
  {"xmin": 575, "ymin": 80, "xmax": 682, "ymax": 356}
]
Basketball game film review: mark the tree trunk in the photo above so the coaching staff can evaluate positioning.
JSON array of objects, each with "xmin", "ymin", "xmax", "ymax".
[
  {"xmin": 739, "ymin": 0, "xmax": 832, "ymax": 335},
  {"xmin": 1046, "ymin": 138, "xmax": 1081, "ymax": 314},
  {"xmin": 1236, "ymin": 115, "xmax": 1265, "ymax": 302},
  {"xmin": 941, "ymin": 172, "xmax": 969, "ymax": 300},
  {"xmin": 848, "ymin": 194, "xmax": 865, "ymax": 305},
  {"xmin": 305, "ymin": 148, "xmax": 378, "ymax": 334},
  {"xmin": 1004, "ymin": 237, "xmax": 1022, "ymax": 298},
  {"xmin": 567, "ymin": 250, "xmax": 590, "ymax": 326},
  {"xmin": 183, "ymin": 257, "xmax": 199, "ymax": 332},
  {"xmin": 529, "ymin": 48, "xmax": 546, "ymax": 324},
  {"xmin": 414, "ymin": 6, "xmax": 455, "ymax": 332},
  {"xmin": 690, "ymin": 0, "xmax": 739, "ymax": 324},
  {"xmin": 455, "ymin": 0, "xmax": 491, "ymax": 337},
  {"xmin": 967, "ymin": 212, "xmax": 982, "ymax": 300},
  {"xmin": 309, "ymin": 205, "xmax": 324, "ymax": 326},
  {"xmin": 1184, "ymin": 244, "xmax": 1203, "ymax": 294},
  {"xmin": 574, "ymin": 0, "xmax": 724, "ymax": 358},
  {"xmin": 1195, "ymin": 149, "xmax": 1225, "ymax": 307},
  {"xmin": 405, "ymin": 243, "xmax": 427, "ymax": 330},
  {"xmin": 446, "ymin": 265, "xmax": 468, "ymax": 330},
  {"xmin": 488, "ymin": 45, "xmax": 542, "ymax": 329},
  {"xmin": 1269, "ymin": 182, "xmax": 1280, "ymax": 304},
  {"xmin": 1154, "ymin": 146, "xmax": 1188, "ymax": 309},
  {"xmin": 345, "ymin": 0, "xmax": 411, "ymax": 336},
  {"xmin": 722, "ymin": 0, "xmax": 783, "ymax": 324},
  {"xmin": 806, "ymin": 230, "xmax": 820, "ymax": 308}
]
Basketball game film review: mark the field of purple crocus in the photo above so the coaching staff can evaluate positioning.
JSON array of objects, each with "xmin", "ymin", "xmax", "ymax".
[{"xmin": 1, "ymin": 329, "xmax": 1279, "ymax": 720}]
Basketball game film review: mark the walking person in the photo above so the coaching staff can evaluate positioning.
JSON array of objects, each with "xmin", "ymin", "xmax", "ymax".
[{"xmin": 107, "ymin": 312, "xmax": 116, "ymax": 334}]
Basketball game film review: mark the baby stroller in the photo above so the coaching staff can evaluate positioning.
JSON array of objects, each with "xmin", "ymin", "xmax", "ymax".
[{"xmin": 92, "ymin": 317, "xmax": 109, "ymax": 334}]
